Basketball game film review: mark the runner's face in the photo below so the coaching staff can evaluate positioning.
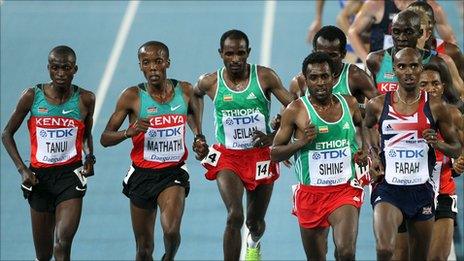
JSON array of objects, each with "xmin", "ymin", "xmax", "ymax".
[
  {"xmin": 305, "ymin": 62, "xmax": 334, "ymax": 102},
  {"xmin": 419, "ymin": 70, "xmax": 443, "ymax": 98},
  {"xmin": 393, "ymin": 52, "xmax": 422, "ymax": 91},
  {"xmin": 314, "ymin": 37, "xmax": 345, "ymax": 68},
  {"xmin": 47, "ymin": 54, "xmax": 77, "ymax": 88},
  {"xmin": 219, "ymin": 38, "xmax": 250, "ymax": 75},
  {"xmin": 392, "ymin": 18, "xmax": 421, "ymax": 50},
  {"xmin": 139, "ymin": 45, "xmax": 170, "ymax": 86}
]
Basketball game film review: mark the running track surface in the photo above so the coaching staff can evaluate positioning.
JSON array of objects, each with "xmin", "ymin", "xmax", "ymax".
[{"xmin": 1, "ymin": 1, "xmax": 463, "ymax": 260}]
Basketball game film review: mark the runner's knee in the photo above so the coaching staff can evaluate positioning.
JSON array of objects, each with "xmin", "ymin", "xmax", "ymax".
[
  {"xmin": 135, "ymin": 239, "xmax": 154, "ymax": 259},
  {"xmin": 376, "ymin": 244, "xmax": 395, "ymax": 260},
  {"xmin": 335, "ymin": 243, "xmax": 355, "ymax": 261},
  {"xmin": 226, "ymin": 209, "xmax": 244, "ymax": 229},
  {"xmin": 246, "ymin": 218, "xmax": 265, "ymax": 236},
  {"xmin": 429, "ymin": 250, "xmax": 449, "ymax": 261},
  {"xmin": 163, "ymin": 228, "xmax": 180, "ymax": 243},
  {"xmin": 53, "ymin": 238, "xmax": 72, "ymax": 254}
]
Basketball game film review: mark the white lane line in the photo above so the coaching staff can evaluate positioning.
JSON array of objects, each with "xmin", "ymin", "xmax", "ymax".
[
  {"xmin": 240, "ymin": 1, "xmax": 276, "ymax": 260},
  {"xmin": 93, "ymin": 0, "xmax": 139, "ymax": 125},
  {"xmin": 259, "ymin": 0, "xmax": 276, "ymax": 67}
]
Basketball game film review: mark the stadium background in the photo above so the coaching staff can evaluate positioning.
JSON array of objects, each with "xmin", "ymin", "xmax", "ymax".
[{"xmin": 1, "ymin": 1, "xmax": 463, "ymax": 260}]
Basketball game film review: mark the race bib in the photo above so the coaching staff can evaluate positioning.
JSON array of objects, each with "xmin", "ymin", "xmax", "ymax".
[
  {"xmin": 308, "ymin": 147, "xmax": 352, "ymax": 186},
  {"xmin": 384, "ymin": 145, "xmax": 430, "ymax": 185},
  {"xmin": 143, "ymin": 125, "xmax": 185, "ymax": 162},
  {"xmin": 355, "ymin": 160, "xmax": 371, "ymax": 187},
  {"xmin": 124, "ymin": 165, "xmax": 135, "ymax": 184},
  {"xmin": 201, "ymin": 146, "xmax": 222, "ymax": 167},
  {"xmin": 73, "ymin": 166, "xmax": 87, "ymax": 187},
  {"xmin": 35, "ymin": 126, "xmax": 78, "ymax": 164},
  {"xmin": 255, "ymin": 160, "xmax": 271, "ymax": 180},
  {"xmin": 451, "ymin": 195, "xmax": 458, "ymax": 213},
  {"xmin": 223, "ymin": 112, "xmax": 266, "ymax": 149}
]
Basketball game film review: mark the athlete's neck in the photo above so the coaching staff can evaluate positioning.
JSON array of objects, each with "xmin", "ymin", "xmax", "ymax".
[
  {"xmin": 310, "ymin": 95, "xmax": 334, "ymax": 108},
  {"xmin": 396, "ymin": 88, "xmax": 420, "ymax": 104},
  {"xmin": 147, "ymin": 80, "xmax": 173, "ymax": 103},
  {"xmin": 225, "ymin": 64, "xmax": 250, "ymax": 89},
  {"xmin": 333, "ymin": 63, "xmax": 344, "ymax": 79},
  {"xmin": 49, "ymin": 83, "xmax": 72, "ymax": 103}
]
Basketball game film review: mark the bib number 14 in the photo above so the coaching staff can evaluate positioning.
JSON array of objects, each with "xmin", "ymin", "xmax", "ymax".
[{"xmin": 256, "ymin": 160, "xmax": 271, "ymax": 180}]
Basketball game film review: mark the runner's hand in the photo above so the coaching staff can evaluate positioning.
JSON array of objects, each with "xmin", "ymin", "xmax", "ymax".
[
  {"xmin": 126, "ymin": 118, "xmax": 150, "ymax": 137},
  {"xmin": 20, "ymin": 168, "xmax": 38, "ymax": 188},
  {"xmin": 422, "ymin": 129, "xmax": 438, "ymax": 148},
  {"xmin": 369, "ymin": 151, "xmax": 384, "ymax": 183},
  {"xmin": 453, "ymin": 155, "xmax": 464, "ymax": 175},
  {"xmin": 252, "ymin": 130, "xmax": 273, "ymax": 147},
  {"xmin": 300, "ymin": 121, "xmax": 317, "ymax": 146},
  {"xmin": 82, "ymin": 154, "xmax": 96, "ymax": 177},
  {"xmin": 354, "ymin": 150, "xmax": 368, "ymax": 167},
  {"xmin": 270, "ymin": 114, "xmax": 281, "ymax": 131},
  {"xmin": 192, "ymin": 134, "xmax": 209, "ymax": 160}
]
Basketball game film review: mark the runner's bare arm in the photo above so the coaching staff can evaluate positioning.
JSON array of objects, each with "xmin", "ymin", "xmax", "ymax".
[
  {"xmin": 430, "ymin": 2, "xmax": 458, "ymax": 45},
  {"xmin": 365, "ymin": 51, "xmax": 384, "ymax": 83},
  {"xmin": 1, "ymin": 88, "xmax": 38, "ymax": 185},
  {"xmin": 80, "ymin": 90, "xmax": 95, "ymax": 155},
  {"xmin": 271, "ymin": 101, "xmax": 315, "ymax": 162},
  {"xmin": 364, "ymin": 96, "xmax": 385, "ymax": 178},
  {"xmin": 192, "ymin": 73, "xmax": 217, "ymax": 136},
  {"xmin": 184, "ymin": 81, "xmax": 208, "ymax": 159},
  {"xmin": 426, "ymin": 99, "xmax": 461, "ymax": 158},
  {"xmin": 100, "ymin": 87, "xmax": 146, "ymax": 147},
  {"xmin": 337, "ymin": 0, "xmax": 363, "ymax": 34},
  {"xmin": 80, "ymin": 89, "xmax": 96, "ymax": 175},
  {"xmin": 288, "ymin": 74, "xmax": 305, "ymax": 100},
  {"xmin": 348, "ymin": 0, "xmax": 378, "ymax": 63},
  {"xmin": 307, "ymin": 0, "xmax": 325, "ymax": 43},
  {"xmin": 258, "ymin": 66, "xmax": 293, "ymax": 106},
  {"xmin": 437, "ymin": 53, "xmax": 464, "ymax": 98},
  {"xmin": 444, "ymin": 44, "xmax": 464, "ymax": 81},
  {"xmin": 349, "ymin": 64, "xmax": 379, "ymax": 103},
  {"xmin": 346, "ymin": 95, "xmax": 368, "ymax": 152}
]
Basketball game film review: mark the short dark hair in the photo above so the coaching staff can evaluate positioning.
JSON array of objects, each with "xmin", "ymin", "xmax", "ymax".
[
  {"xmin": 49, "ymin": 45, "xmax": 76, "ymax": 62},
  {"xmin": 313, "ymin": 25, "xmax": 347, "ymax": 52},
  {"xmin": 302, "ymin": 52, "xmax": 334, "ymax": 76},
  {"xmin": 422, "ymin": 63, "xmax": 460, "ymax": 105},
  {"xmin": 394, "ymin": 9, "xmax": 421, "ymax": 29},
  {"xmin": 393, "ymin": 47, "xmax": 422, "ymax": 64},
  {"xmin": 408, "ymin": 1, "xmax": 435, "ymax": 26},
  {"xmin": 138, "ymin": 41, "xmax": 169, "ymax": 59},
  {"xmin": 220, "ymin": 29, "xmax": 249, "ymax": 50}
]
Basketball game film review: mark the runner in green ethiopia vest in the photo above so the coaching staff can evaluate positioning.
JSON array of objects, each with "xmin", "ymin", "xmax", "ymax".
[
  {"xmin": 295, "ymin": 93, "xmax": 358, "ymax": 185},
  {"xmin": 271, "ymin": 52, "xmax": 368, "ymax": 260},
  {"xmin": 191, "ymin": 30, "xmax": 293, "ymax": 261},
  {"xmin": 214, "ymin": 64, "xmax": 271, "ymax": 149},
  {"xmin": 289, "ymin": 25, "xmax": 377, "ymax": 105}
]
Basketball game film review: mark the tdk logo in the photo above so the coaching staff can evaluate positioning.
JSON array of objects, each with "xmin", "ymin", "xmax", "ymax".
[
  {"xmin": 389, "ymin": 149, "xmax": 424, "ymax": 158},
  {"xmin": 312, "ymin": 148, "xmax": 348, "ymax": 160},
  {"xmin": 41, "ymin": 129, "xmax": 74, "ymax": 138},
  {"xmin": 225, "ymin": 115, "xmax": 260, "ymax": 125},
  {"xmin": 149, "ymin": 127, "xmax": 181, "ymax": 138}
]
